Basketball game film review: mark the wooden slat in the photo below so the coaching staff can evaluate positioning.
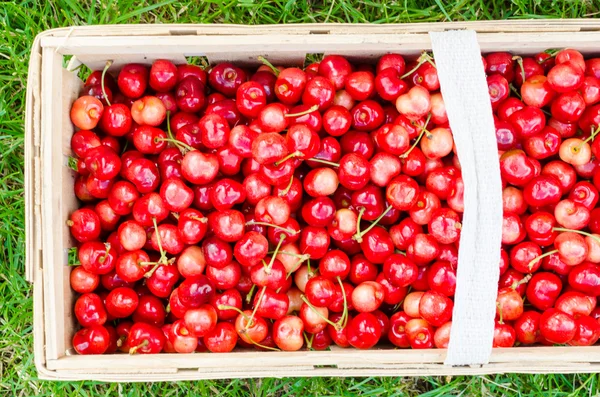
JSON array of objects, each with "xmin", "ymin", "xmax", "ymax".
[{"xmin": 45, "ymin": 345, "xmax": 600, "ymax": 372}]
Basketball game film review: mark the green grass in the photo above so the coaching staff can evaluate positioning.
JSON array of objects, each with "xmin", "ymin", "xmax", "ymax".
[{"xmin": 2, "ymin": 0, "xmax": 600, "ymax": 395}]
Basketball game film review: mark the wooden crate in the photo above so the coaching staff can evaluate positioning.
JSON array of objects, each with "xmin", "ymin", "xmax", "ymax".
[{"xmin": 25, "ymin": 21, "xmax": 600, "ymax": 381}]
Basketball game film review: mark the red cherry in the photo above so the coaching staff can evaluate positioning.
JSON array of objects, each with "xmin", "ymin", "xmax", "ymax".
[
  {"xmin": 569, "ymin": 315, "xmax": 600, "ymax": 346},
  {"xmin": 418, "ymin": 290, "xmax": 453, "ymax": 327},
  {"xmin": 347, "ymin": 312, "xmax": 382, "ymax": 349},
  {"xmin": 547, "ymin": 62, "xmax": 584, "ymax": 93},
  {"xmin": 273, "ymin": 315, "xmax": 304, "ymax": 351},
  {"xmin": 75, "ymin": 293, "xmax": 107, "ymax": 327},
  {"xmin": 118, "ymin": 64, "xmax": 148, "ymax": 99},
  {"xmin": 73, "ymin": 325, "xmax": 110, "ymax": 355},
  {"xmin": 514, "ymin": 311, "xmax": 541, "ymax": 345},
  {"xmin": 126, "ymin": 322, "xmax": 165, "ymax": 354},
  {"xmin": 493, "ymin": 322, "xmax": 516, "ymax": 347},
  {"xmin": 405, "ymin": 318, "xmax": 435, "ymax": 349},
  {"xmin": 539, "ymin": 309, "xmax": 576, "ymax": 344},
  {"xmin": 208, "ymin": 63, "xmax": 246, "ymax": 97},
  {"xmin": 526, "ymin": 272, "xmax": 563, "ymax": 311}
]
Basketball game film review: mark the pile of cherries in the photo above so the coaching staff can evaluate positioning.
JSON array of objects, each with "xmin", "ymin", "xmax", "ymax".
[{"xmin": 67, "ymin": 48, "xmax": 600, "ymax": 355}]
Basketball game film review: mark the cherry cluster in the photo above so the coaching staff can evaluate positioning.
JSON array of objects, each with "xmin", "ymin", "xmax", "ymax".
[{"xmin": 67, "ymin": 48, "xmax": 600, "ymax": 356}]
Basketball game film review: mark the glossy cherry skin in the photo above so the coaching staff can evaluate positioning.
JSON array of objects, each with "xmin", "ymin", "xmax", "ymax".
[
  {"xmin": 118, "ymin": 64, "xmax": 148, "ymax": 99},
  {"xmin": 73, "ymin": 325, "xmax": 110, "ymax": 355},
  {"xmin": 486, "ymin": 52, "xmax": 515, "ymax": 81},
  {"xmin": 427, "ymin": 261, "xmax": 457, "ymax": 297},
  {"xmin": 105, "ymin": 287, "xmax": 139, "ymax": 318},
  {"xmin": 347, "ymin": 312, "xmax": 382, "ymax": 350},
  {"xmin": 358, "ymin": 226, "xmax": 394, "ymax": 265},
  {"xmin": 181, "ymin": 151, "xmax": 219, "ymax": 185},
  {"xmin": 514, "ymin": 311, "xmax": 541, "ymax": 345},
  {"xmin": 569, "ymin": 315, "xmax": 600, "ymax": 346},
  {"xmin": 68, "ymin": 208, "xmax": 101, "ymax": 243},
  {"xmin": 318, "ymin": 55, "xmax": 352, "ymax": 90},
  {"xmin": 302, "ymin": 76, "xmax": 335, "ymax": 111},
  {"xmin": 386, "ymin": 175, "xmax": 419, "ymax": 211},
  {"xmin": 406, "ymin": 233, "xmax": 440, "ymax": 266},
  {"xmin": 132, "ymin": 192, "xmax": 169, "ymax": 227},
  {"xmin": 493, "ymin": 322, "xmax": 516, "ymax": 348},
  {"xmin": 273, "ymin": 315, "xmax": 305, "ymax": 351},
  {"xmin": 496, "ymin": 287, "xmax": 523, "ymax": 321},
  {"xmin": 75, "ymin": 293, "xmax": 107, "ymax": 327},
  {"xmin": 383, "ymin": 254, "xmax": 418, "ymax": 288},
  {"xmin": 351, "ymin": 100, "xmax": 385, "ymax": 132},
  {"xmin": 147, "ymin": 263, "xmax": 180, "ymax": 298},
  {"xmin": 274, "ymin": 67, "xmax": 307, "ymax": 105},
  {"xmin": 418, "ymin": 290, "xmax": 453, "ymax": 327},
  {"xmin": 405, "ymin": 318, "xmax": 435, "ymax": 349},
  {"xmin": 539, "ymin": 309, "xmax": 577, "ymax": 344},
  {"xmin": 177, "ymin": 275, "xmax": 215, "ymax": 309},
  {"xmin": 305, "ymin": 276, "xmax": 336, "ymax": 307},
  {"xmin": 124, "ymin": 158, "xmax": 161, "ymax": 194},
  {"xmin": 126, "ymin": 322, "xmax": 166, "ymax": 354},
  {"xmin": 209, "ymin": 62, "xmax": 246, "ymax": 97},
  {"xmin": 547, "ymin": 61, "xmax": 584, "ymax": 93},
  {"xmin": 526, "ymin": 272, "xmax": 563, "ymax": 311},
  {"xmin": 568, "ymin": 262, "xmax": 600, "ymax": 296},
  {"xmin": 233, "ymin": 231, "xmax": 268, "ymax": 267}
]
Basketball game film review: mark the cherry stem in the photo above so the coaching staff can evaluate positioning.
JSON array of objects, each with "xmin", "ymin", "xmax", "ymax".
[
  {"xmin": 166, "ymin": 111, "xmax": 175, "ymax": 141},
  {"xmin": 400, "ymin": 113, "xmax": 432, "ymax": 159},
  {"xmin": 301, "ymin": 295, "xmax": 340, "ymax": 329},
  {"xmin": 144, "ymin": 263, "xmax": 161, "ymax": 278},
  {"xmin": 354, "ymin": 206, "xmax": 366, "ymax": 240},
  {"xmin": 171, "ymin": 212, "xmax": 180, "ymax": 220},
  {"xmin": 511, "ymin": 273, "xmax": 533, "ymax": 289},
  {"xmin": 246, "ymin": 286, "xmax": 267, "ymax": 331},
  {"xmin": 306, "ymin": 258, "xmax": 313, "ymax": 275},
  {"xmin": 257, "ymin": 56, "xmax": 280, "ymax": 76},
  {"xmin": 400, "ymin": 52, "xmax": 434, "ymax": 79},
  {"xmin": 245, "ymin": 221, "xmax": 299, "ymax": 235},
  {"xmin": 129, "ymin": 339, "xmax": 149, "ymax": 355},
  {"xmin": 274, "ymin": 151, "xmax": 302, "ymax": 166},
  {"xmin": 66, "ymin": 220, "xmax": 74, "ymax": 227},
  {"xmin": 544, "ymin": 48, "xmax": 560, "ymax": 57},
  {"xmin": 191, "ymin": 216, "xmax": 208, "ymax": 223},
  {"xmin": 116, "ymin": 336, "xmax": 126, "ymax": 348},
  {"xmin": 513, "ymin": 56, "xmax": 526, "ymax": 83},
  {"xmin": 528, "ymin": 249, "xmax": 558, "ymax": 270},
  {"xmin": 496, "ymin": 302, "xmax": 504, "ymax": 325},
  {"xmin": 306, "ymin": 158, "xmax": 339, "ymax": 167},
  {"xmin": 246, "ymin": 284, "xmax": 256, "ymax": 305},
  {"xmin": 217, "ymin": 304, "xmax": 250, "ymax": 321},
  {"xmin": 553, "ymin": 228, "xmax": 600, "ymax": 245},
  {"xmin": 336, "ymin": 276, "xmax": 349, "ymax": 330},
  {"xmin": 270, "ymin": 250, "xmax": 311, "ymax": 260},
  {"xmin": 156, "ymin": 137, "xmax": 195, "ymax": 154},
  {"xmin": 246, "ymin": 333, "xmax": 281, "ymax": 352},
  {"xmin": 152, "ymin": 217, "xmax": 168, "ymax": 264},
  {"xmin": 395, "ymin": 250, "xmax": 407, "ymax": 256},
  {"xmin": 353, "ymin": 205, "xmax": 394, "ymax": 243},
  {"xmin": 285, "ymin": 104, "xmax": 319, "ymax": 118},
  {"xmin": 101, "ymin": 60, "xmax": 113, "ymax": 106},
  {"xmin": 67, "ymin": 157, "xmax": 79, "ymax": 172},
  {"xmin": 509, "ymin": 84, "xmax": 522, "ymax": 100},
  {"xmin": 580, "ymin": 125, "xmax": 600, "ymax": 147},
  {"xmin": 303, "ymin": 332, "xmax": 315, "ymax": 351},
  {"xmin": 278, "ymin": 176, "xmax": 295, "ymax": 197},
  {"xmin": 265, "ymin": 234, "xmax": 286, "ymax": 272}
]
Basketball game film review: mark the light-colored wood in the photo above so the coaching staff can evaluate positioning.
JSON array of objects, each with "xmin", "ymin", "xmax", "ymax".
[
  {"xmin": 43, "ymin": 345, "xmax": 600, "ymax": 372},
  {"xmin": 25, "ymin": 21, "xmax": 600, "ymax": 381}
]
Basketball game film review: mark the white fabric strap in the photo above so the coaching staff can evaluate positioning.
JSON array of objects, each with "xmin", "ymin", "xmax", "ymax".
[{"xmin": 429, "ymin": 30, "xmax": 503, "ymax": 366}]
